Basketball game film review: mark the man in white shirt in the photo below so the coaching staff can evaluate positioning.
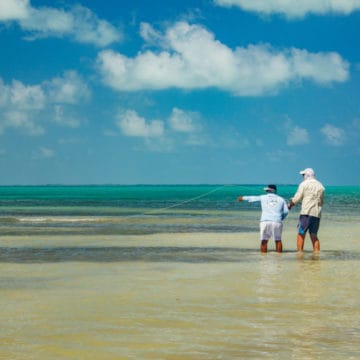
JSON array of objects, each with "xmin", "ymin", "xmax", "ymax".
[
  {"xmin": 288, "ymin": 168, "xmax": 325, "ymax": 252},
  {"xmin": 238, "ymin": 185, "xmax": 289, "ymax": 253}
]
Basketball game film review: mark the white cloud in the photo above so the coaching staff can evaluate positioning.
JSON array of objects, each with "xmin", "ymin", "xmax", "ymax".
[
  {"xmin": 1, "ymin": 111, "xmax": 44, "ymax": 135},
  {"xmin": 290, "ymin": 49, "xmax": 349, "ymax": 84},
  {"xmin": 10, "ymin": 80, "xmax": 45, "ymax": 109},
  {"xmin": 0, "ymin": 1, "xmax": 121, "ymax": 46},
  {"xmin": 321, "ymin": 124, "xmax": 346, "ymax": 146},
  {"xmin": 214, "ymin": 0, "xmax": 360, "ymax": 19},
  {"xmin": 287, "ymin": 126, "xmax": 310, "ymax": 145},
  {"xmin": 0, "ymin": 0, "xmax": 28, "ymax": 21},
  {"xmin": 168, "ymin": 108, "xmax": 206, "ymax": 146},
  {"xmin": 45, "ymin": 71, "xmax": 90, "ymax": 104},
  {"xmin": 0, "ymin": 72, "xmax": 88, "ymax": 135},
  {"xmin": 115, "ymin": 108, "xmax": 208, "ymax": 150},
  {"xmin": 31, "ymin": 146, "xmax": 54, "ymax": 160},
  {"xmin": 168, "ymin": 108, "xmax": 200, "ymax": 133},
  {"xmin": 53, "ymin": 105, "xmax": 81, "ymax": 128},
  {"xmin": 97, "ymin": 21, "xmax": 349, "ymax": 96},
  {"xmin": 116, "ymin": 110, "xmax": 164, "ymax": 138},
  {"xmin": 0, "ymin": 78, "xmax": 46, "ymax": 135}
]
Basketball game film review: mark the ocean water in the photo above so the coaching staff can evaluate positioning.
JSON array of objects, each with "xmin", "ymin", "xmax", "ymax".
[
  {"xmin": 0, "ymin": 184, "xmax": 358, "ymax": 235},
  {"xmin": 0, "ymin": 185, "xmax": 359, "ymax": 359}
]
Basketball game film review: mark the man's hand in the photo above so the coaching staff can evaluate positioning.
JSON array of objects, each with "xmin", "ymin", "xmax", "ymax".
[
  {"xmin": 287, "ymin": 200, "xmax": 294, "ymax": 210},
  {"xmin": 237, "ymin": 196, "xmax": 243, "ymax": 202}
]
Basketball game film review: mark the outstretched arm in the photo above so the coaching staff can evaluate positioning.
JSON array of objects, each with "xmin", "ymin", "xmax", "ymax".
[{"xmin": 238, "ymin": 195, "xmax": 261, "ymax": 203}]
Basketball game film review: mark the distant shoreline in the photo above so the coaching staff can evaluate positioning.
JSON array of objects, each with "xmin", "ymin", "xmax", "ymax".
[{"xmin": 0, "ymin": 184, "xmax": 358, "ymax": 187}]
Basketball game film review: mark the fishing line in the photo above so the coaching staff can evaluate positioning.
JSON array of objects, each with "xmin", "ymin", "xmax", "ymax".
[
  {"xmin": 126, "ymin": 184, "xmax": 268, "ymax": 218},
  {"xmin": 141, "ymin": 184, "xmax": 229, "ymax": 216},
  {"xmin": 125, "ymin": 184, "xmax": 264, "ymax": 218}
]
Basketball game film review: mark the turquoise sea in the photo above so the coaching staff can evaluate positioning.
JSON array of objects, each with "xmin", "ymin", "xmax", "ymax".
[{"xmin": 0, "ymin": 184, "xmax": 358, "ymax": 236}]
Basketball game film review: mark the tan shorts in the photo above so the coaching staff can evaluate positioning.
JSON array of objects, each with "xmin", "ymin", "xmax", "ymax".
[{"xmin": 260, "ymin": 222, "xmax": 283, "ymax": 241}]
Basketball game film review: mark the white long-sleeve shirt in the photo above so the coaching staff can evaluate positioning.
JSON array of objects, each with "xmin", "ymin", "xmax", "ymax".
[
  {"xmin": 243, "ymin": 193, "xmax": 289, "ymax": 223},
  {"xmin": 291, "ymin": 178, "xmax": 325, "ymax": 218}
]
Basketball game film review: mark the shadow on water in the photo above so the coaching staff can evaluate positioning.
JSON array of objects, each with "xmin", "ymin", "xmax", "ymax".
[{"xmin": 0, "ymin": 246, "xmax": 359, "ymax": 264}]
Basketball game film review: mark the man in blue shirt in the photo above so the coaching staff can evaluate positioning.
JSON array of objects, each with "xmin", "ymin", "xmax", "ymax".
[{"xmin": 238, "ymin": 185, "xmax": 289, "ymax": 253}]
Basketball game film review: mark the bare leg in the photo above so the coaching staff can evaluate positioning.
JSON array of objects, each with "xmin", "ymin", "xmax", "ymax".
[
  {"xmin": 275, "ymin": 240, "xmax": 283, "ymax": 253},
  {"xmin": 310, "ymin": 233, "xmax": 320, "ymax": 252},
  {"xmin": 297, "ymin": 234, "xmax": 305, "ymax": 252},
  {"xmin": 261, "ymin": 240, "xmax": 268, "ymax": 253}
]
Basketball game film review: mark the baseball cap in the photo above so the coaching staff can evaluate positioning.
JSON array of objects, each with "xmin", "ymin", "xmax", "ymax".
[
  {"xmin": 264, "ymin": 184, "xmax": 277, "ymax": 193},
  {"xmin": 299, "ymin": 168, "xmax": 315, "ymax": 176}
]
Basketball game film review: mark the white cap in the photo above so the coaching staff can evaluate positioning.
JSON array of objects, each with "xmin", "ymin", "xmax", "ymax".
[{"xmin": 299, "ymin": 168, "xmax": 315, "ymax": 177}]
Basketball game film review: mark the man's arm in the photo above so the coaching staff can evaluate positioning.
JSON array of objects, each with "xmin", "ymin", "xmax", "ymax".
[
  {"xmin": 288, "ymin": 183, "xmax": 304, "ymax": 209},
  {"xmin": 287, "ymin": 199, "xmax": 295, "ymax": 210},
  {"xmin": 238, "ymin": 195, "xmax": 262, "ymax": 203},
  {"xmin": 282, "ymin": 200, "xmax": 289, "ymax": 219}
]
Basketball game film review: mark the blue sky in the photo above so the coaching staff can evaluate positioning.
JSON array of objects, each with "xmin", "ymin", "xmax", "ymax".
[{"xmin": 0, "ymin": 0, "xmax": 360, "ymax": 185}]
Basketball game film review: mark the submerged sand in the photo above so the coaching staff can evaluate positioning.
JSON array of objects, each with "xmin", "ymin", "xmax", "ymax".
[{"xmin": 0, "ymin": 224, "xmax": 359, "ymax": 359}]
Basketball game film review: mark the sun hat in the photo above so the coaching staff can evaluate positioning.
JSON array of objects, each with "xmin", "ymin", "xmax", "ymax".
[
  {"xmin": 264, "ymin": 184, "xmax": 277, "ymax": 193},
  {"xmin": 299, "ymin": 168, "xmax": 315, "ymax": 177}
]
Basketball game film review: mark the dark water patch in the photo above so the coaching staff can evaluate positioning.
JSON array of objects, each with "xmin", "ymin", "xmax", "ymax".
[
  {"xmin": 0, "ymin": 276, "xmax": 51, "ymax": 290},
  {"xmin": 0, "ymin": 224, "xmax": 257, "ymax": 236},
  {"xmin": 0, "ymin": 246, "xmax": 260, "ymax": 264},
  {"xmin": 0, "ymin": 246, "xmax": 359, "ymax": 264}
]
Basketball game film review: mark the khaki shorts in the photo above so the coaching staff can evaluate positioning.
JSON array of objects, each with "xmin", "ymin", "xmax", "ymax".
[{"xmin": 260, "ymin": 222, "xmax": 283, "ymax": 241}]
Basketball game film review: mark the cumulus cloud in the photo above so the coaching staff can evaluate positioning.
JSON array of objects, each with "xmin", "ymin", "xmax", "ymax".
[
  {"xmin": 9, "ymin": 80, "xmax": 45, "ymax": 110},
  {"xmin": 116, "ymin": 110, "xmax": 164, "ymax": 138},
  {"xmin": 45, "ymin": 71, "xmax": 90, "ymax": 104},
  {"xmin": 168, "ymin": 108, "xmax": 205, "ymax": 145},
  {"xmin": 31, "ymin": 146, "xmax": 55, "ymax": 160},
  {"xmin": 0, "ymin": 0, "xmax": 28, "ymax": 21},
  {"xmin": 0, "ymin": 110, "xmax": 44, "ymax": 135},
  {"xmin": 214, "ymin": 0, "xmax": 360, "ymax": 19},
  {"xmin": 53, "ymin": 105, "xmax": 81, "ymax": 128},
  {"xmin": 0, "ymin": 72, "xmax": 89, "ymax": 135},
  {"xmin": 321, "ymin": 124, "xmax": 346, "ymax": 145},
  {"xmin": 287, "ymin": 126, "xmax": 310, "ymax": 145},
  {"xmin": 97, "ymin": 21, "xmax": 349, "ymax": 96},
  {"xmin": 0, "ymin": 79, "xmax": 45, "ymax": 135},
  {"xmin": 0, "ymin": 0, "xmax": 121, "ymax": 46},
  {"xmin": 115, "ymin": 108, "xmax": 206, "ymax": 149},
  {"xmin": 168, "ymin": 108, "xmax": 201, "ymax": 133}
]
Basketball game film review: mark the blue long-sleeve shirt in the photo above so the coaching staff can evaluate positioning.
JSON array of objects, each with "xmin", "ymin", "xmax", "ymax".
[{"xmin": 243, "ymin": 193, "xmax": 289, "ymax": 223}]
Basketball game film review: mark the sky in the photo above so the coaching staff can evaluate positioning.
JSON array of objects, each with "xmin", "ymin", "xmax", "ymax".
[{"xmin": 0, "ymin": 0, "xmax": 360, "ymax": 186}]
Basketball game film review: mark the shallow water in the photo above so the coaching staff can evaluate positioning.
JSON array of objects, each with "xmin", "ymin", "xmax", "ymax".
[
  {"xmin": 0, "ymin": 227, "xmax": 359, "ymax": 359},
  {"xmin": 0, "ymin": 185, "xmax": 358, "ymax": 235},
  {"xmin": 0, "ymin": 185, "xmax": 359, "ymax": 358}
]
